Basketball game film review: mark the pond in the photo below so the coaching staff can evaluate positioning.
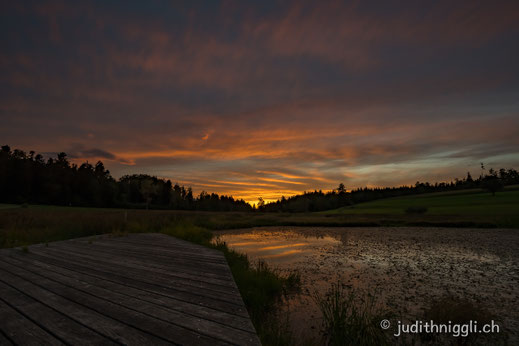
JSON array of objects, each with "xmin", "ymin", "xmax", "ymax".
[{"xmin": 213, "ymin": 227, "xmax": 519, "ymax": 342}]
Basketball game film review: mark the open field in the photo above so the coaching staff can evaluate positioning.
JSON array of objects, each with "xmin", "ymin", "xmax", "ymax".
[
  {"xmin": 321, "ymin": 187, "xmax": 519, "ymax": 227},
  {"xmin": 1, "ymin": 187, "xmax": 518, "ymax": 249},
  {"xmin": 324, "ymin": 186, "xmax": 519, "ymax": 215}
]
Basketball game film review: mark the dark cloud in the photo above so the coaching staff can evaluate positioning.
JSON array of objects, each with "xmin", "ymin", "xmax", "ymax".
[
  {"xmin": 63, "ymin": 145, "xmax": 133, "ymax": 165},
  {"xmin": 1, "ymin": 0, "xmax": 518, "ymax": 202},
  {"xmin": 68, "ymin": 148, "xmax": 114, "ymax": 160}
]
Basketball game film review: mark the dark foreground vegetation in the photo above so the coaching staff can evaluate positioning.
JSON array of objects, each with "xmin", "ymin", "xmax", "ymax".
[
  {"xmin": 313, "ymin": 284, "xmax": 507, "ymax": 346},
  {"xmin": 314, "ymin": 283, "xmax": 393, "ymax": 346},
  {"xmin": 2, "ymin": 145, "xmax": 518, "ymax": 213}
]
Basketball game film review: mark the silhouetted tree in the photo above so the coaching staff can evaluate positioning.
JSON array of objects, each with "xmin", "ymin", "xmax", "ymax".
[
  {"xmin": 0, "ymin": 146, "xmax": 252, "ymax": 211},
  {"xmin": 2, "ymin": 145, "xmax": 517, "ymax": 212},
  {"xmin": 466, "ymin": 172, "xmax": 473, "ymax": 183}
]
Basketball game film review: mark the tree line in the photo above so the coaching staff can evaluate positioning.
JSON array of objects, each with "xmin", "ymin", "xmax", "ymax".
[
  {"xmin": 2, "ymin": 145, "xmax": 517, "ymax": 213},
  {"xmin": 0, "ymin": 146, "xmax": 251, "ymax": 211},
  {"xmin": 259, "ymin": 167, "xmax": 519, "ymax": 212}
]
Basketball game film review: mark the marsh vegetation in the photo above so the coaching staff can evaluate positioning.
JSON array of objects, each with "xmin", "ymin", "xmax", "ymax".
[{"xmin": 216, "ymin": 226, "xmax": 518, "ymax": 344}]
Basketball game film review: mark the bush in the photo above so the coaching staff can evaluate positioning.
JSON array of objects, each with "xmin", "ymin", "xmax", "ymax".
[
  {"xmin": 405, "ymin": 206, "xmax": 428, "ymax": 214},
  {"xmin": 482, "ymin": 177, "xmax": 504, "ymax": 196}
]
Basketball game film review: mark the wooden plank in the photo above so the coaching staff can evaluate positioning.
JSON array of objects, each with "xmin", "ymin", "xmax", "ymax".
[
  {"xmin": 5, "ymin": 253, "xmax": 256, "ymax": 333},
  {"xmin": 0, "ymin": 261, "xmax": 224, "ymax": 346},
  {"xmin": 0, "ymin": 234, "xmax": 261, "ymax": 345},
  {"xmin": 84, "ymin": 235, "xmax": 225, "ymax": 259},
  {"xmin": 74, "ymin": 238, "xmax": 229, "ymax": 265},
  {"xmin": 15, "ymin": 249, "xmax": 249, "ymax": 318},
  {"xmin": 115, "ymin": 233, "xmax": 224, "ymax": 256},
  {"xmin": 45, "ymin": 241, "xmax": 237, "ymax": 290},
  {"xmin": 0, "ymin": 298, "xmax": 62, "ymax": 346},
  {"xmin": 39, "ymin": 239, "xmax": 232, "ymax": 279},
  {"xmin": 0, "ymin": 280, "xmax": 115, "ymax": 345},
  {"xmin": 0, "ymin": 262, "xmax": 170, "ymax": 345},
  {"xmin": 32, "ymin": 245, "xmax": 240, "ymax": 303},
  {"xmin": 0, "ymin": 329, "xmax": 14, "ymax": 346},
  {"xmin": 48, "ymin": 240, "xmax": 232, "ymax": 277},
  {"xmin": 1, "ymin": 255, "xmax": 259, "ymax": 345},
  {"xmin": 84, "ymin": 235, "xmax": 228, "ymax": 259},
  {"xmin": 78, "ymin": 233, "xmax": 224, "ymax": 257},
  {"xmin": 106, "ymin": 233, "xmax": 223, "ymax": 251},
  {"xmin": 29, "ymin": 246, "xmax": 243, "ymax": 304}
]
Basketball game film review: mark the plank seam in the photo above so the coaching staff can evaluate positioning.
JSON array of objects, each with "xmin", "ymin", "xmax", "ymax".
[
  {"xmin": 17, "ymin": 251, "xmax": 249, "ymax": 319},
  {"xmin": 96, "ymin": 238, "xmax": 225, "ymax": 259},
  {"xmin": 46, "ymin": 244, "xmax": 235, "ymax": 289},
  {"xmin": 0, "ymin": 267, "xmax": 179, "ymax": 346},
  {"xmin": 0, "ymin": 288, "xmax": 70, "ymax": 346},
  {"xmin": 0, "ymin": 319, "xmax": 16, "ymax": 345},
  {"xmin": 49, "ymin": 243, "xmax": 231, "ymax": 277},
  {"xmin": 29, "ymin": 248, "xmax": 244, "ymax": 306},
  {"xmin": 1, "ymin": 259, "xmax": 241, "ymax": 345},
  {"xmin": 4, "ymin": 255, "xmax": 257, "ymax": 335}
]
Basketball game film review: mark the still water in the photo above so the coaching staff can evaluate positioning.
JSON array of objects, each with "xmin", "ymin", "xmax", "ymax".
[{"xmin": 213, "ymin": 226, "xmax": 519, "ymax": 341}]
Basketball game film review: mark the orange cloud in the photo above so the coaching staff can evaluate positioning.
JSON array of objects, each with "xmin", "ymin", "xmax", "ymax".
[{"xmin": 3, "ymin": 1, "xmax": 518, "ymax": 205}]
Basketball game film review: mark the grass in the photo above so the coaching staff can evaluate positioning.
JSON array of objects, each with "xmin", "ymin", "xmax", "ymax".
[
  {"xmin": 213, "ymin": 240, "xmax": 301, "ymax": 344},
  {"xmin": 2, "ymin": 186, "xmax": 518, "ymax": 240},
  {"xmin": 314, "ymin": 282, "xmax": 393, "ymax": 346},
  {"xmin": 0, "ymin": 204, "xmax": 20, "ymax": 209},
  {"xmin": 421, "ymin": 295, "xmax": 507, "ymax": 345},
  {"xmin": 322, "ymin": 187, "xmax": 519, "ymax": 228},
  {"xmin": 162, "ymin": 223, "xmax": 301, "ymax": 344},
  {"xmin": 313, "ymin": 287, "xmax": 509, "ymax": 346},
  {"xmin": 405, "ymin": 206, "xmax": 428, "ymax": 214}
]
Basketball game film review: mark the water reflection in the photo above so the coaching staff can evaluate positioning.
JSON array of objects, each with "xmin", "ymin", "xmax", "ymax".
[
  {"xmin": 213, "ymin": 226, "xmax": 519, "ymax": 342},
  {"xmin": 215, "ymin": 230, "xmax": 341, "ymax": 264}
]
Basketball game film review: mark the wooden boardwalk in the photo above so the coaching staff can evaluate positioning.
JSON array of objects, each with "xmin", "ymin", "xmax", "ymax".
[{"xmin": 0, "ymin": 233, "xmax": 260, "ymax": 345}]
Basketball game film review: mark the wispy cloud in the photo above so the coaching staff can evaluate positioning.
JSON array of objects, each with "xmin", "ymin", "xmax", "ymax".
[{"xmin": 1, "ymin": 1, "xmax": 518, "ymax": 203}]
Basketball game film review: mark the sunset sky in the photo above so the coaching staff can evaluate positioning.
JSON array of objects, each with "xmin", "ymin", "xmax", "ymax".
[{"xmin": 2, "ymin": 1, "xmax": 519, "ymax": 203}]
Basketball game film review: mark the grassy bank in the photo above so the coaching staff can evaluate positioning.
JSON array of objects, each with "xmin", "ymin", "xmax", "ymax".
[{"xmin": 160, "ymin": 221, "xmax": 301, "ymax": 343}]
